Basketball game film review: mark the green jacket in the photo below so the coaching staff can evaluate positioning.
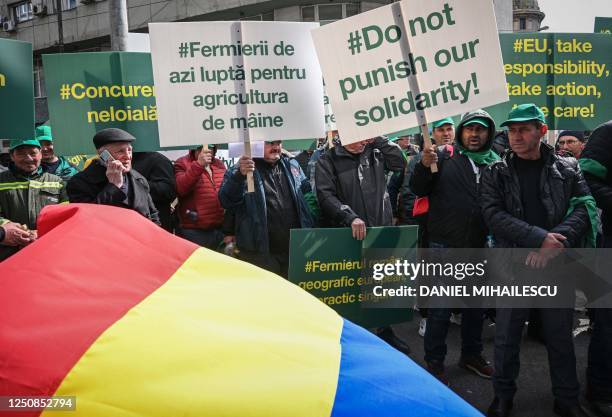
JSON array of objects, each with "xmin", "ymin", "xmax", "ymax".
[
  {"xmin": 42, "ymin": 156, "xmax": 79, "ymax": 181},
  {"xmin": 0, "ymin": 167, "xmax": 68, "ymax": 260}
]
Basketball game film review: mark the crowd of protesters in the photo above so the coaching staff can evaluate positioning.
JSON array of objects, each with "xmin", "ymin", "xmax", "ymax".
[{"xmin": 1, "ymin": 104, "xmax": 611, "ymax": 417}]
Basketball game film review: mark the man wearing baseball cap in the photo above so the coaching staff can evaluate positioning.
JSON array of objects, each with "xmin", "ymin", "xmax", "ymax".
[
  {"xmin": 431, "ymin": 117, "xmax": 455, "ymax": 146},
  {"xmin": 67, "ymin": 128, "xmax": 160, "ymax": 225},
  {"xmin": 35, "ymin": 124, "xmax": 79, "ymax": 180},
  {"xmin": 481, "ymin": 104, "xmax": 595, "ymax": 417},
  {"xmin": 0, "ymin": 138, "xmax": 68, "ymax": 261},
  {"xmin": 410, "ymin": 109, "xmax": 500, "ymax": 384}
]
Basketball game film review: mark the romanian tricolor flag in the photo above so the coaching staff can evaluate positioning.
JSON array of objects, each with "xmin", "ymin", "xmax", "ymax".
[{"xmin": 0, "ymin": 204, "xmax": 482, "ymax": 417}]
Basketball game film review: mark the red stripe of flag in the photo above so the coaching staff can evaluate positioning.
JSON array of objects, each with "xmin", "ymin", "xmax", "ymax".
[{"xmin": 0, "ymin": 204, "xmax": 197, "ymax": 410}]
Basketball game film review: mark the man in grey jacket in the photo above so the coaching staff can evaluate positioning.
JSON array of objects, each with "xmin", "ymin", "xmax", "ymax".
[{"xmin": 315, "ymin": 136, "xmax": 410, "ymax": 353}]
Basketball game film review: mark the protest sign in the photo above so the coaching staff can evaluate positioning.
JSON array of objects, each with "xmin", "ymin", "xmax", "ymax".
[
  {"xmin": 594, "ymin": 17, "xmax": 611, "ymax": 34},
  {"xmin": 323, "ymin": 83, "xmax": 337, "ymax": 132},
  {"xmin": 311, "ymin": 0, "xmax": 507, "ymax": 145},
  {"xmin": 149, "ymin": 21, "xmax": 326, "ymax": 148},
  {"xmin": 0, "ymin": 39, "xmax": 34, "ymax": 139},
  {"xmin": 485, "ymin": 33, "xmax": 611, "ymax": 130},
  {"xmin": 228, "ymin": 141, "xmax": 264, "ymax": 158},
  {"xmin": 43, "ymin": 52, "xmax": 159, "ymax": 155},
  {"xmin": 289, "ymin": 226, "xmax": 417, "ymax": 328}
]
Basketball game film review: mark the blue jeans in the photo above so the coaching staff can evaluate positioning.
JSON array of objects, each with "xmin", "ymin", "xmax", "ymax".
[{"xmin": 176, "ymin": 227, "xmax": 224, "ymax": 250}]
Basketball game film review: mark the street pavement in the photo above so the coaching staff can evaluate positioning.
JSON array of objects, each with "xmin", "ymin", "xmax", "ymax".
[{"xmin": 392, "ymin": 311, "xmax": 594, "ymax": 417}]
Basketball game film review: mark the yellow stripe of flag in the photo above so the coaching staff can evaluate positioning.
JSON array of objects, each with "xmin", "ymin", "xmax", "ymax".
[{"xmin": 45, "ymin": 248, "xmax": 343, "ymax": 417}]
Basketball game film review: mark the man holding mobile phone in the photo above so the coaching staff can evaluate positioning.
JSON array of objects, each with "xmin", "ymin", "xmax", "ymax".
[{"xmin": 67, "ymin": 128, "xmax": 160, "ymax": 225}]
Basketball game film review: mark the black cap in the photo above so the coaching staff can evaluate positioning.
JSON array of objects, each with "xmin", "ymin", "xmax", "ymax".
[{"xmin": 93, "ymin": 128, "xmax": 136, "ymax": 149}]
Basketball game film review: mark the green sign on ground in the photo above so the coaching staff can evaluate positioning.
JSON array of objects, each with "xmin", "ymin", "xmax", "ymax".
[
  {"xmin": 43, "ymin": 52, "xmax": 159, "ymax": 155},
  {"xmin": 0, "ymin": 39, "xmax": 34, "ymax": 139},
  {"xmin": 594, "ymin": 17, "xmax": 612, "ymax": 34},
  {"xmin": 485, "ymin": 33, "xmax": 612, "ymax": 130},
  {"xmin": 289, "ymin": 226, "xmax": 417, "ymax": 328}
]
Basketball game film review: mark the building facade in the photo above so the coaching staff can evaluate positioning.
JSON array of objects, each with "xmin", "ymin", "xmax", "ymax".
[
  {"xmin": 0, "ymin": 0, "xmax": 514, "ymax": 122},
  {"xmin": 512, "ymin": 0, "xmax": 544, "ymax": 32}
]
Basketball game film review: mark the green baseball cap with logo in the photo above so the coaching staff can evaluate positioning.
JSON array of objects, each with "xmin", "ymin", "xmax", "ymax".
[
  {"xmin": 35, "ymin": 125, "xmax": 53, "ymax": 142},
  {"xmin": 501, "ymin": 103, "xmax": 546, "ymax": 127},
  {"xmin": 463, "ymin": 117, "xmax": 490, "ymax": 128},
  {"xmin": 9, "ymin": 138, "xmax": 41, "ymax": 150},
  {"xmin": 432, "ymin": 117, "xmax": 455, "ymax": 129}
]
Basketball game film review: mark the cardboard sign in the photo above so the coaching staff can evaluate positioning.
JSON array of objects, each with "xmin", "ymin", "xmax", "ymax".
[
  {"xmin": 311, "ymin": 0, "xmax": 508, "ymax": 144},
  {"xmin": 149, "ymin": 21, "xmax": 326, "ymax": 147}
]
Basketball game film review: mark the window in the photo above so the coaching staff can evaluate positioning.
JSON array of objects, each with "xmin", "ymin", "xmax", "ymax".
[
  {"xmin": 48, "ymin": 0, "xmax": 77, "ymax": 14},
  {"xmin": 318, "ymin": 4, "xmax": 343, "ymax": 23},
  {"xmin": 240, "ymin": 11, "xmax": 274, "ymax": 21},
  {"xmin": 13, "ymin": 2, "xmax": 33, "ymax": 22},
  {"xmin": 345, "ymin": 3, "xmax": 359, "ymax": 17},
  {"xmin": 62, "ymin": 0, "xmax": 77, "ymax": 10},
  {"xmin": 302, "ymin": 6, "xmax": 315, "ymax": 21},
  {"xmin": 301, "ymin": 3, "xmax": 361, "ymax": 25},
  {"xmin": 519, "ymin": 17, "xmax": 526, "ymax": 30}
]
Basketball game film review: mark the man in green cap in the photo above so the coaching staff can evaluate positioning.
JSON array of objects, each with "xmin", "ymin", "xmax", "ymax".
[
  {"xmin": 431, "ymin": 117, "xmax": 456, "ymax": 146},
  {"xmin": 35, "ymin": 125, "xmax": 79, "ymax": 181},
  {"xmin": 481, "ymin": 103, "xmax": 594, "ymax": 417},
  {"xmin": 410, "ymin": 109, "xmax": 499, "ymax": 385},
  {"xmin": 0, "ymin": 138, "xmax": 68, "ymax": 261}
]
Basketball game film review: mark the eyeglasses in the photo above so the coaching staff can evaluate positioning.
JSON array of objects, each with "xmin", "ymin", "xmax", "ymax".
[{"xmin": 558, "ymin": 139, "xmax": 579, "ymax": 145}]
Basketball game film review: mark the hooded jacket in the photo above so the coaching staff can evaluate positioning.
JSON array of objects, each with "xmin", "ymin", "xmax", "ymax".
[
  {"xmin": 410, "ymin": 109, "xmax": 497, "ymax": 247},
  {"xmin": 218, "ymin": 154, "xmax": 314, "ymax": 254},
  {"xmin": 42, "ymin": 156, "xmax": 79, "ymax": 181},
  {"xmin": 579, "ymin": 121, "xmax": 612, "ymax": 235},
  {"xmin": 315, "ymin": 137, "xmax": 405, "ymax": 228},
  {"xmin": 481, "ymin": 143, "xmax": 590, "ymax": 248}
]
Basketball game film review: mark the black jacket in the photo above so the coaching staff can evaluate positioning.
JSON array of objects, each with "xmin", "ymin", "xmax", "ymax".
[
  {"xmin": 67, "ymin": 160, "xmax": 161, "ymax": 225},
  {"xmin": 315, "ymin": 137, "xmax": 405, "ymax": 227},
  {"xmin": 480, "ymin": 144, "xmax": 590, "ymax": 248},
  {"xmin": 410, "ymin": 110, "xmax": 497, "ymax": 247},
  {"xmin": 132, "ymin": 152, "xmax": 176, "ymax": 232},
  {"xmin": 580, "ymin": 121, "xmax": 612, "ymax": 235}
]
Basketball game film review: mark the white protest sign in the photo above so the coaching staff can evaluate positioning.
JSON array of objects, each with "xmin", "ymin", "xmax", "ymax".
[
  {"xmin": 127, "ymin": 33, "xmax": 150, "ymax": 52},
  {"xmin": 228, "ymin": 141, "xmax": 264, "ymax": 158},
  {"xmin": 149, "ymin": 21, "xmax": 326, "ymax": 147},
  {"xmin": 323, "ymin": 83, "xmax": 337, "ymax": 131},
  {"xmin": 311, "ymin": 0, "xmax": 508, "ymax": 145}
]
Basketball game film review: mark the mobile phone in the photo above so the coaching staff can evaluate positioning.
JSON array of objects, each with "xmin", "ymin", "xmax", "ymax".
[{"xmin": 99, "ymin": 149, "xmax": 115, "ymax": 164}]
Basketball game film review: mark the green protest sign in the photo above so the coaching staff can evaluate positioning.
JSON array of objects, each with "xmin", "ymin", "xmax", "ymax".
[
  {"xmin": 289, "ymin": 226, "xmax": 417, "ymax": 328},
  {"xmin": 594, "ymin": 17, "xmax": 612, "ymax": 34},
  {"xmin": 485, "ymin": 33, "xmax": 611, "ymax": 130},
  {"xmin": 0, "ymin": 39, "xmax": 34, "ymax": 139},
  {"xmin": 43, "ymin": 52, "xmax": 159, "ymax": 155}
]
